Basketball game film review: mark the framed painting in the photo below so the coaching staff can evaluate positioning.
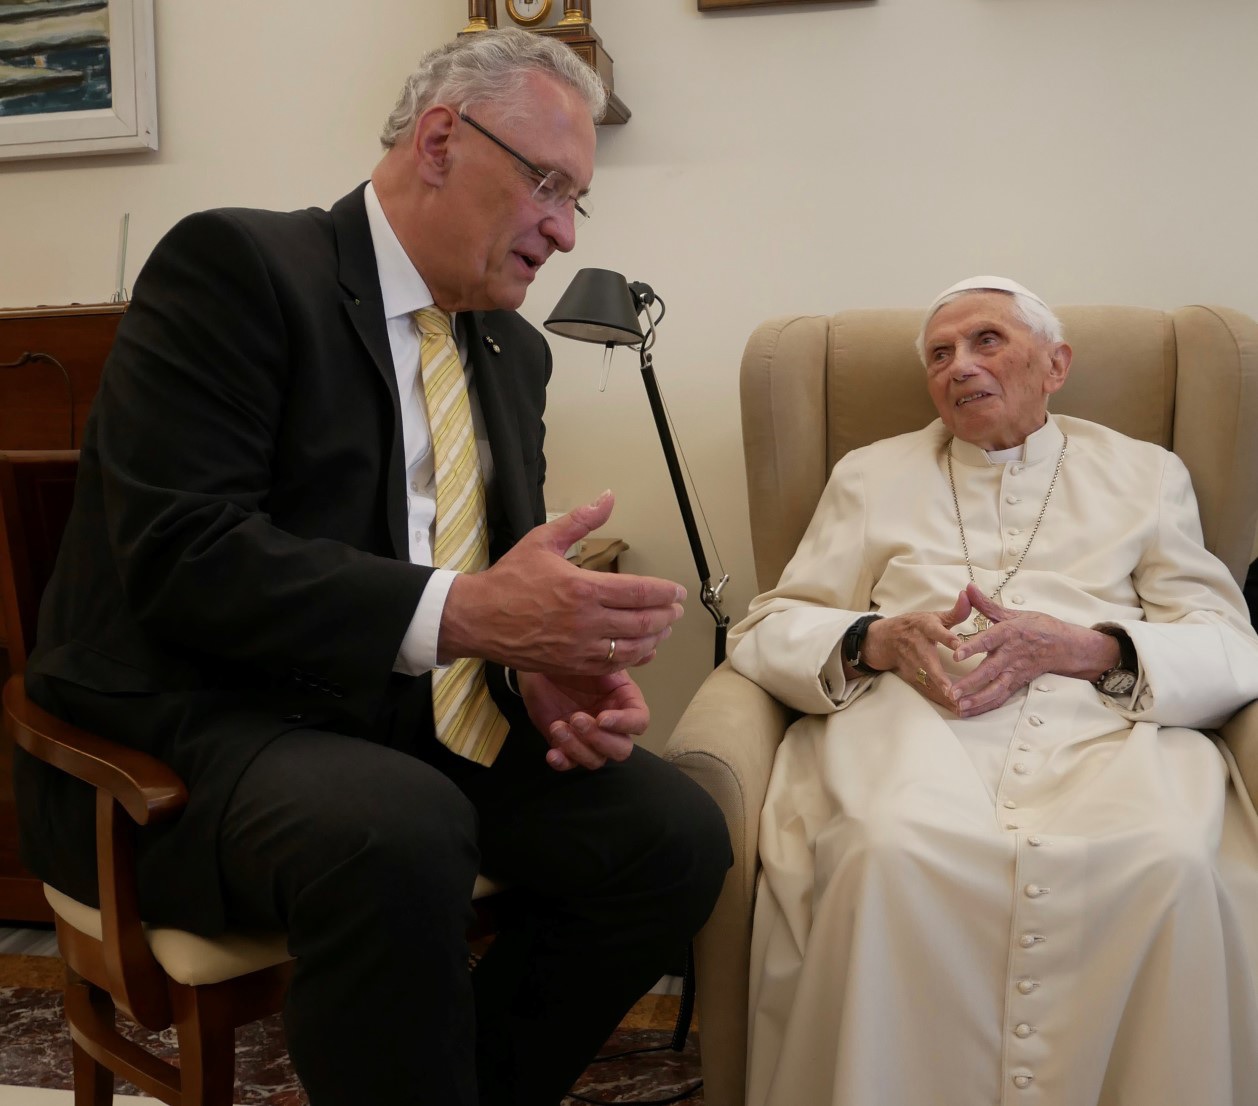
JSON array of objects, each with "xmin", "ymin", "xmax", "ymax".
[
  {"xmin": 0, "ymin": 0, "xmax": 157, "ymax": 161},
  {"xmin": 699, "ymin": 0, "xmax": 837, "ymax": 9}
]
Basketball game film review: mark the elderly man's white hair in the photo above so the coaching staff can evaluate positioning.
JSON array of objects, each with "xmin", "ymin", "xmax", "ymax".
[
  {"xmin": 380, "ymin": 28, "xmax": 608, "ymax": 148},
  {"xmin": 914, "ymin": 275, "xmax": 1065, "ymax": 365}
]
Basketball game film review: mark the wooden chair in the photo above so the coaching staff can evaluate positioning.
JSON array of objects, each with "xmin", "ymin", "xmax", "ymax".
[{"xmin": 0, "ymin": 449, "xmax": 500, "ymax": 1104}]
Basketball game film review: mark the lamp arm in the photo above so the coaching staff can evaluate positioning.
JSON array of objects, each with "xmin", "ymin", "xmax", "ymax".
[{"xmin": 638, "ymin": 350, "xmax": 730, "ymax": 663}]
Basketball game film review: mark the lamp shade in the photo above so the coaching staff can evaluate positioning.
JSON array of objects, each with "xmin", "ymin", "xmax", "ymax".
[{"xmin": 544, "ymin": 267, "xmax": 645, "ymax": 346}]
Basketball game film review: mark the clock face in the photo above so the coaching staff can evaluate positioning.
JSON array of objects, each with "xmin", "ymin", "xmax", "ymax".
[{"xmin": 505, "ymin": 0, "xmax": 554, "ymax": 26}]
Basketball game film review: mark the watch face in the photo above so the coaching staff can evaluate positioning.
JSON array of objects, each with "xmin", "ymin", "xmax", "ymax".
[
  {"xmin": 505, "ymin": 0, "xmax": 554, "ymax": 26},
  {"xmin": 1100, "ymin": 669, "xmax": 1136, "ymax": 695}
]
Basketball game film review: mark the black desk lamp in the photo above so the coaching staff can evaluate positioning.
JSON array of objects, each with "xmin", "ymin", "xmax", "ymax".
[{"xmin": 545, "ymin": 267, "xmax": 730, "ymax": 666}]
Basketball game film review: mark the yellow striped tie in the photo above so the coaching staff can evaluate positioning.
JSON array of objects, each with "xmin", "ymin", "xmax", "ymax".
[{"xmin": 415, "ymin": 306, "xmax": 510, "ymax": 766}]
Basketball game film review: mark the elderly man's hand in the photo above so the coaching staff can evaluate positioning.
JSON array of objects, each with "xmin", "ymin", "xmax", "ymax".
[
  {"xmin": 439, "ymin": 491, "xmax": 685, "ymax": 674},
  {"xmin": 948, "ymin": 584, "xmax": 1121, "ymax": 716},
  {"xmin": 518, "ymin": 669, "xmax": 646, "ymax": 772},
  {"xmin": 862, "ymin": 591, "xmax": 972, "ymax": 712}
]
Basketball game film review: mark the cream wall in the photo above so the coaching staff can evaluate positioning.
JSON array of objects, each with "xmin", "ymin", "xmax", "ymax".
[{"xmin": 3, "ymin": 0, "xmax": 1256, "ymax": 749}]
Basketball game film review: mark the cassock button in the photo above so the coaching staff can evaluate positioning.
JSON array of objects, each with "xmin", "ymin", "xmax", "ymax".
[
  {"xmin": 1029, "ymin": 715, "xmax": 1043, "ymax": 726},
  {"xmin": 1004, "ymin": 800, "xmax": 1018, "ymax": 809},
  {"xmin": 1006, "ymin": 823, "xmax": 1020, "ymax": 830},
  {"xmin": 1013, "ymin": 762, "xmax": 1029, "ymax": 774},
  {"xmin": 1028, "ymin": 835, "xmax": 1045, "ymax": 847},
  {"xmin": 483, "ymin": 335, "xmax": 501, "ymax": 354},
  {"xmin": 1014, "ymin": 1023, "xmax": 1035, "ymax": 1038},
  {"xmin": 1013, "ymin": 1074, "xmax": 1034, "ymax": 1088},
  {"xmin": 1006, "ymin": 495, "xmax": 1021, "ymax": 504},
  {"xmin": 1011, "ymin": 464, "xmax": 1024, "ymax": 475},
  {"xmin": 1011, "ymin": 595, "xmax": 1025, "ymax": 605},
  {"xmin": 1019, "ymin": 934, "xmax": 1045, "ymax": 948},
  {"xmin": 1025, "ymin": 884, "xmax": 1050, "ymax": 897},
  {"xmin": 1018, "ymin": 743, "xmax": 1031, "ymax": 751},
  {"xmin": 1017, "ymin": 979, "xmax": 1039, "ymax": 994}
]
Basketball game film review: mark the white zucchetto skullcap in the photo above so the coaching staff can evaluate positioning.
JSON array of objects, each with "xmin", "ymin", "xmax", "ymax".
[{"xmin": 924, "ymin": 275, "xmax": 1049, "ymax": 322}]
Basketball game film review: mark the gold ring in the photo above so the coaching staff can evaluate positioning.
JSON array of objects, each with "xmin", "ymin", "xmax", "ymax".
[
  {"xmin": 606, "ymin": 639, "xmax": 617, "ymax": 663},
  {"xmin": 915, "ymin": 667, "xmax": 930, "ymax": 687}
]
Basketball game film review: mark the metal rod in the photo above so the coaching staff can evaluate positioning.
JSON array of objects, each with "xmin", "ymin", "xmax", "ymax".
[
  {"xmin": 639, "ymin": 350, "xmax": 711, "ymax": 583},
  {"xmin": 637, "ymin": 349, "xmax": 729, "ymax": 662}
]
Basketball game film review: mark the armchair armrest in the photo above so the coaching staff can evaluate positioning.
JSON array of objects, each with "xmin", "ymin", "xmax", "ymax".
[
  {"xmin": 664, "ymin": 661, "xmax": 794, "ymax": 1106},
  {"xmin": 3, "ymin": 674, "xmax": 187, "ymax": 1028},
  {"xmin": 1220, "ymin": 699, "xmax": 1258, "ymax": 810},
  {"xmin": 665, "ymin": 662, "xmax": 792, "ymax": 904}
]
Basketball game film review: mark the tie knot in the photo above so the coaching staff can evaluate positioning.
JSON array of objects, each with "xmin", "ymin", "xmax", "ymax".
[{"xmin": 415, "ymin": 306, "xmax": 453, "ymax": 339}]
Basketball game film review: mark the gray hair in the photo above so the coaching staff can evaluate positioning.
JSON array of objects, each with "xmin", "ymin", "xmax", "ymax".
[
  {"xmin": 380, "ymin": 28, "xmax": 608, "ymax": 148},
  {"xmin": 915, "ymin": 289, "xmax": 1065, "ymax": 364}
]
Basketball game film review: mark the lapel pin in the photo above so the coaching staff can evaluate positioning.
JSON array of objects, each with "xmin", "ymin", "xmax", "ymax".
[{"xmin": 483, "ymin": 335, "xmax": 501, "ymax": 355}]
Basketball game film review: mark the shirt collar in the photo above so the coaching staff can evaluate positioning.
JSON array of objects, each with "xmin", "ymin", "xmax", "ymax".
[
  {"xmin": 948, "ymin": 414, "xmax": 1064, "ymax": 469},
  {"xmin": 364, "ymin": 181, "xmax": 440, "ymax": 323}
]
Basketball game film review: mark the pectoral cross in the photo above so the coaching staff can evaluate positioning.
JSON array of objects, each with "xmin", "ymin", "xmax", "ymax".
[{"xmin": 958, "ymin": 612, "xmax": 991, "ymax": 642}]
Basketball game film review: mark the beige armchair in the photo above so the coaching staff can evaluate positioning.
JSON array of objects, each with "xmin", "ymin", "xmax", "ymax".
[{"xmin": 664, "ymin": 303, "xmax": 1258, "ymax": 1106}]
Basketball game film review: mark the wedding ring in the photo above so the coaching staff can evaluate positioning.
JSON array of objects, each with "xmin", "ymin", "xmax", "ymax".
[
  {"xmin": 606, "ymin": 638, "xmax": 617, "ymax": 663},
  {"xmin": 915, "ymin": 667, "xmax": 930, "ymax": 687}
]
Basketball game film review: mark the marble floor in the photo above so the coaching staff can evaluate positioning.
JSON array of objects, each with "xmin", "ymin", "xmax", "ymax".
[
  {"xmin": 0, "ymin": 926, "xmax": 703, "ymax": 1105},
  {"xmin": 0, "ymin": 1088, "xmax": 156, "ymax": 1105}
]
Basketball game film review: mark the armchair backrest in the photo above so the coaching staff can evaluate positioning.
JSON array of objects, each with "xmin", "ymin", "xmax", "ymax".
[{"xmin": 740, "ymin": 305, "xmax": 1258, "ymax": 591}]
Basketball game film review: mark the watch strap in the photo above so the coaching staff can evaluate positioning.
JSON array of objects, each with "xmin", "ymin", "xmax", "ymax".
[{"xmin": 842, "ymin": 614, "xmax": 884, "ymax": 676}]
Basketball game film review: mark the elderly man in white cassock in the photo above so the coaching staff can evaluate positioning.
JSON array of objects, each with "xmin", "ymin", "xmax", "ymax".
[{"xmin": 728, "ymin": 275, "xmax": 1258, "ymax": 1106}]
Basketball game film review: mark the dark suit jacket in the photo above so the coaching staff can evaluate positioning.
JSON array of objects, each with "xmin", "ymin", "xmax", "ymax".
[{"xmin": 16, "ymin": 185, "xmax": 550, "ymax": 932}]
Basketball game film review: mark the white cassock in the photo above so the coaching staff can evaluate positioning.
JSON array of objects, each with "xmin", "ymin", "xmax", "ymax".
[{"xmin": 728, "ymin": 414, "xmax": 1258, "ymax": 1106}]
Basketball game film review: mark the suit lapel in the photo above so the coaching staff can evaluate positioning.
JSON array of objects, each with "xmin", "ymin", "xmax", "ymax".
[
  {"xmin": 461, "ymin": 311, "xmax": 535, "ymax": 546},
  {"xmin": 331, "ymin": 186, "xmax": 409, "ymax": 560}
]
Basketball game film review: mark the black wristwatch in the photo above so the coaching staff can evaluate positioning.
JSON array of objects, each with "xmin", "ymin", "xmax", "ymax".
[
  {"xmin": 1094, "ymin": 627, "xmax": 1138, "ymax": 696},
  {"xmin": 842, "ymin": 614, "xmax": 884, "ymax": 676}
]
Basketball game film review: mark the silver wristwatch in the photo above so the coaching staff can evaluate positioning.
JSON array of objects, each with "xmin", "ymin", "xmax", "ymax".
[{"xmin": 1095, "ymin": 627, "xmax": 1137, "ymax": 696}]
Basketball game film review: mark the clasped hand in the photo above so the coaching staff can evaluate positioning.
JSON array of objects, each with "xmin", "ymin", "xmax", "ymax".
[
  {"xmin": 863, "ymin": 583, "xmax": 1115, "ymax": 718},
  {"xmin": 519, "ymin": 669, "xmax": 647, "ymax": 772}
]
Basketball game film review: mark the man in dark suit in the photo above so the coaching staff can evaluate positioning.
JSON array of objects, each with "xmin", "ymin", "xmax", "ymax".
[{"xmin": 15, "ymin": 28, "xmax": 730, "ymax": 1106}]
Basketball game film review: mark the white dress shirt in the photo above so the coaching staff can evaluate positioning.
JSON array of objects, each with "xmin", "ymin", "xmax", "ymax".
[{"xmin": 363, "ymin": 182, "xmax": 494, "ymax": 676}]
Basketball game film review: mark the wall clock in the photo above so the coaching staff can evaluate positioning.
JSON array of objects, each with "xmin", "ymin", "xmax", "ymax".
[{"xmin": 461, "ymin": 1, "xmax": 629, "ymax": 124}]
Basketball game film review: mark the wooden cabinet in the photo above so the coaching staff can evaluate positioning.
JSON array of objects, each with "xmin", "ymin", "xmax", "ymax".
[
  {"xmin": 0, "ymin": 303, "xmax": 125, "ymax": 450},
  {"xmin": 0, "ymin": 303, "xmax": 123, "ymax": 922}
]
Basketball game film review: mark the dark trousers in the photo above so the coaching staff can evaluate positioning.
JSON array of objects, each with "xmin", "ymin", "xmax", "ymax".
[{"xmin": 216, "ymin": 711, "xmax": 731, "ymax": 1106}]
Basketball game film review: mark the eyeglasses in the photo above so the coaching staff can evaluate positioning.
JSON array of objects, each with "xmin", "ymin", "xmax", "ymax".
[{"xmin": 459, "ymin": 112, "xmax": 590, "ymax": 227}]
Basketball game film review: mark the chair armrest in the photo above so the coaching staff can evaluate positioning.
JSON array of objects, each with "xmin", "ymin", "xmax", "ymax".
[
  {"xmin": 4, "ymin": 676, "xmax": 187, "ymax": 825},
  {"xmin": 4, "ymin": 673, "xmax": 185, "ymax": 1028},
  {"xmin": 665, "ymin": 661, "xmax": 792, "ymax": 903},
  {"xmin": 1220, "ymin": 700, "xmax": 1258, "ymax": 810},
  {"xmin": 664, "ymin": 661, "xmax": 793, "ymax": 1106}
]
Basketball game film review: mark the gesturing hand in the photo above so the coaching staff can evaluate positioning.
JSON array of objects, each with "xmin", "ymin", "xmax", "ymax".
[
  {"xmin": 518, "ymin": 669, "xmax": 648, "ymax": 772},
  {"xmin": 861, "ymin": 591, "xmax": 973, "ymax": 712},
  {"xmin": 438, "ymin": 491, "xmax": 686, "ymax": 675},
  {"xmin": 948, "ymin": 584, "xmax": 1120, "ymax": 717}
]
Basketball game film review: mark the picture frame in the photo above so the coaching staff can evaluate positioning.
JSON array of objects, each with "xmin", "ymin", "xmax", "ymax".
[
  {"xmin": 699, "ymin": 0, "xmax": 835, "ymax": 10},
  {"xmin": 0, "ymin": 0, "xmax": 157, "ymax": 162}
]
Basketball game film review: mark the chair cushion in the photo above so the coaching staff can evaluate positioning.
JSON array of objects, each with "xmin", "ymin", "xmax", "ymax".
[{"xmin": 44, "ymin": 873, "xmax": 505, "ymax": 987}]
